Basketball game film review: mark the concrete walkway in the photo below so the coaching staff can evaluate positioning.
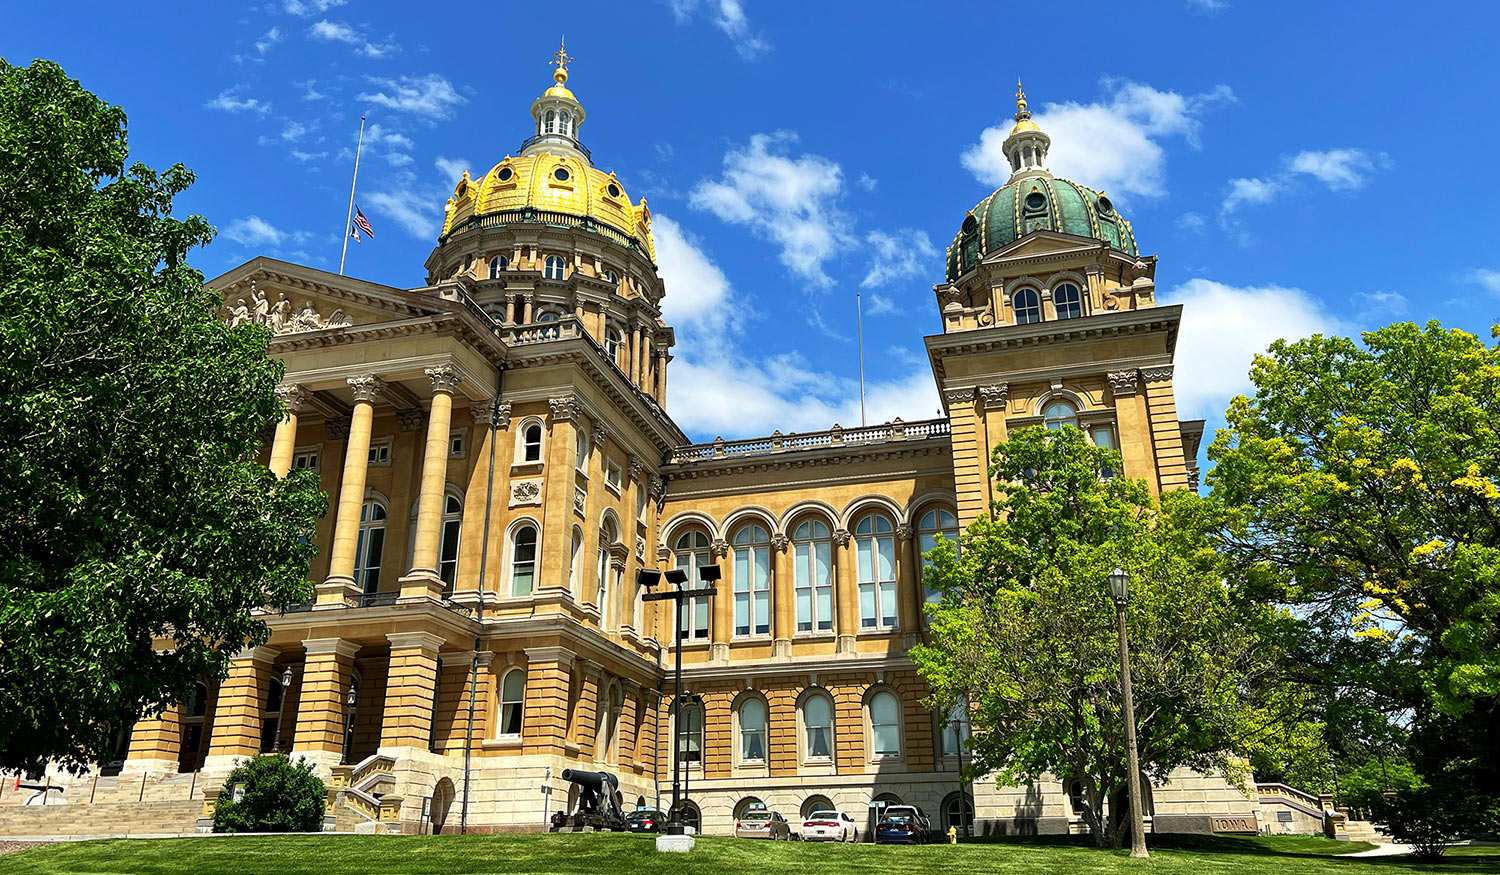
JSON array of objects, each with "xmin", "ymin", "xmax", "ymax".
[{"xmin": 1344, "ymin": 842, "xmax": 1413, "ymax": 857}]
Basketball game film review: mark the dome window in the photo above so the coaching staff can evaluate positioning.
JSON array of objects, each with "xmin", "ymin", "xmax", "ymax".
[
  {"xmin": 544, "ymin": 110, "xmax": 558, "ymax": 134},
  {"xmin": 559, "ymin": 111, "xmax": 572, "ymax": 137},
  {"xmin": 1097, "ymin": 195, "xmax": 1113, "ymax": 215},
  {"xmin": 1053, "ymin": 283, "xmax": 1082, "ymax": 320},
  {"xmin": 607, "ymin": 183, "xmax": 621, "ymax": 198},
  {"xmin": 488, "ymin": 255, "xmax": 509, "ymax": 279},
  {"xmin": 544, "ymin": 255, "xmax": 566, "ymax": 280},
  {"xmin": 1025, "ymin": 192, "xmax": 1047, "ymax": 210},
  {"xmin": 603, "ymin": 269, "xmax": 619, "ymax": 287},
  {"xmin": 554, "ymin": 167, "xmax": 571, "ymax": 182},
  {"xmin": 1013, "ymin": 288, "xmax": 1042, "ymax": 325},
  {"xmin": 497, "ymin": 167, "xmax": 514, "ymax": 182}
]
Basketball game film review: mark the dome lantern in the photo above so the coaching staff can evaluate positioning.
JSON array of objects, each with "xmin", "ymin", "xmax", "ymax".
[
  {"xmin": 1003, "ymin": 81, "xmax": 1051, "ymax": 182},
  {"xmin": 524, "ymin": 38, "xmax": 590, "ymax": 164}
]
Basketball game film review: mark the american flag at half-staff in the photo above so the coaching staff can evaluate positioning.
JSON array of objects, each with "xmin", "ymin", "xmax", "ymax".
[
  {"xmin": 352, "ymin": 206, "xmax": 374, "ymax": 239},
  {"xmin": 338, "ymin": 114, "xmax": 368, "ymax": 275}
]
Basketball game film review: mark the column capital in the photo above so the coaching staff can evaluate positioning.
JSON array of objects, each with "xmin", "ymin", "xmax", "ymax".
[
  {"xmin": 386, "ymin": 631, "xmax": 445, "ymax": 653},
  {"xmin": 397, "ymin": 409, "xmax": 425, "ymax": 432},
  {"xmin": 347, "ymin": 374, "xmax": 386, "ymax": 403},
  {"xmin": 301, "ymin": 637, "xmax": 360, "ymax": 659},
  {"xmin": 232, "ymin": 645, "xmax": 279, "ymax": 664},
  {"xmin": 1107, "ymin": 370, "xmax": 1139, "ymax": 396},
  {"xmin": 978, "ymin": 383, "xmax": 1009, "ymax": 409},
  {"xmin": 276, "ymin": 384, "xmax": 310, "ymax": 412},
  {"xmin": 523, "ymin": 645, "xmax": 576, "ymax": 667},
  {"xmin": 590, "ymin": 415, "xmax": 609, "ymax": 445},
  {"xmin": 628, "ymin": 454, "xmax": 646, "ymax": 481},
  {"xmin": 833, "ymin": 528, "xmax": 851, "ymax": 548},
  {"xmin": 896, "ymin": 523, "xmax": 914, "ymax": 540},
  {"xmin": 425, "ymin": 364, "xmax": 462, "ymax": 394},
  {"xmin": 548, "ymin": 394, "xmax": 580, "ymax": 422}
]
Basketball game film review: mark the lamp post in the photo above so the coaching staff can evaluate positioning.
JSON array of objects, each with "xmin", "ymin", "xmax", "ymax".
[
  {"xmin": 342, "ymin": 685, "xmax": 357, "ymax": 765},
  {"xmin": 638, "ymin": 563, "xmax": 718, "ymax": 838},
  {"xmin": 270, "ymin": 665, "xmax": 293, "ymax": 754},
  {"xmin": 1108, "ymin": 567, "xmax": 1148, "ymax": 859}
]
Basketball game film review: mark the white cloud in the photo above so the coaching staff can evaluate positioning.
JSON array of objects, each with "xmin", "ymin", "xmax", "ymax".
[
  {"xmin": 357, "ymin": 74, "xmax": 465, "ymax": 119},
  {"xmin": 308, "ymin": 19, "xmax": 397, "ymax": 58},
  {"xmin": 666, "ymin": 0, "xmax": 770, "ymax": 59},
  {"xmin": 1161, "ymin": 278, "xmax": 1348, "ymax": 418},
  {"xmin": 864, "ymin": 294, "xmax": 897, "ymax": 315},
  {"xmin": 1221, "ymin": 176, "xmax": 1282, "ymax": 214},
  {"xmin": 290, "ymin": 149, "xmax": 328, "ymax": 163},
  {"xmin": 1352, "ymin": 290, "xmax": 1409, "ymax": 317},
  {"xmin": 222, "ymin": 215, "xmax": 286, "ymax": 247},
  {"xmin": 857, "ymin": 172, "xmax": 877, "ymax": 191},
  {"xmin": 284, "ymin": 0, "xmax": 345, "ymax": 14},
  {"xmin": 1221, "ymin": 148, "xmax": 1386, "ymax": 218},
  {"xmin": 434, "ymin": 156, "xmax": 471, "ymax": 184},
  {"xmin": 1177, "ymin": 212, "xmax": 1206, "ymax": 233},
  {"xmin": 689, "ymin": 132, "xmax": 855, "ymax": 288},
  {"xmin": 1467, "ymin": 268, "xmax": 1500, "ymax": 297},
  {"xmin": 298, "ymin": 79, "xmax": 327, "ymax": 101},
  {"xmin": 363, "ymin": 188, "xmax": 439, "ymax": 239},
  {"xmin": 1187, "ymin": 0, "xmax": 1228, "ymax": 10},
  {"xmin": 255, "ymin": 27, "xmax": 282, "ymax": 56},
  {"xmin": 961, "ymin": 80, "xmax": 1233, "ymax": 199},
  {"xmin": 205, "ymin": 88, "xmax": 271, "ymax": 115},
  {"xmin": 653, "ymin": 215, "xmax": 737, "ymax": 337},
  {"xmin": 364, "ymin": 124, "xmax": 413, "ymax": 150},
  {"xmin": 861, "ymin": 229, "xmax": 938, "ymax": 289}
]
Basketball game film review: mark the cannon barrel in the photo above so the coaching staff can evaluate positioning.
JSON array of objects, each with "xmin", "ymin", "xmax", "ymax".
[{"xmin": 560, "ymin": 769, "xmax": 617, "ymax": 790}]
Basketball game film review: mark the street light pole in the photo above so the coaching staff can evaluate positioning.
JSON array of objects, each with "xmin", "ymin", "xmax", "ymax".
[
  {"xmin": 1108, "ymin": 567, "xmax": 1149, "ymax": 859},
  {"xmin": 270, "ymin": 665, "xmax": 293, "ymax": 754}
]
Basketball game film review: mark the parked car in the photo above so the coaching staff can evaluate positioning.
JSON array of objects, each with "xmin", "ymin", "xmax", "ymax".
[
  {"xmin": 734, "ymin": 807, "xmax": 793, "ymax": 840},
  {"xmin": 874, "ymin": 805, "xmax": 932, "ymax": 844},
  {"xmin": 801, "ymin": 810, "xmax": 858, "ymax": 842},
  {"xmin": 626, "ymin": 808, "xmax": 665, "ymax": 833}
]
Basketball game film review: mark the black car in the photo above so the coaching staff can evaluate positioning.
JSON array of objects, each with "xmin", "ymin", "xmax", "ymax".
[
  {"xmin": 874, "ymin": 805, "xmax": 932, "ymax": 844},
  {"xmin": 626, "ymin": 808, "xmax": 666, "ymax": 833}
]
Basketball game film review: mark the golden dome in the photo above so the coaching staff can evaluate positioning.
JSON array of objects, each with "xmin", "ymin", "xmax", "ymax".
[
  {"xmin": 543, "ymin": 65, "xmax": 576, "ymax": 102},
  {"xmin": 440, "ymin": 153, "xmax": 655, "ymax": 261}
]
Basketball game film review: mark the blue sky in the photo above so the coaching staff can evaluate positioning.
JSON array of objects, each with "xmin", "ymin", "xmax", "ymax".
[{"xmin": 7, "ymin": 1, "xmax": 1500, "ymax": 460}]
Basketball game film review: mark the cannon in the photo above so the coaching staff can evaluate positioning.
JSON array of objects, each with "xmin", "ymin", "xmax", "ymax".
[{"xmin": 551, "ymin": 769, "xmax": 627, "ymax": 832}]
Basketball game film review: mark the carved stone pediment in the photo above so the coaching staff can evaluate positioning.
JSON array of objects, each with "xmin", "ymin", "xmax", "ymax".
[{"xmin": 226, "ymin": 287, "xmax": 354, "ymax": 336}]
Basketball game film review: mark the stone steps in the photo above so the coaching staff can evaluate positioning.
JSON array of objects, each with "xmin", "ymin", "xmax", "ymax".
[
  {"xmin": 0, "ymin": 801, "xmax": 203, "ymax": 837},
  {"xmin": 1345, "ymin": 820, "xmax": 1387, "ymax": 843}
]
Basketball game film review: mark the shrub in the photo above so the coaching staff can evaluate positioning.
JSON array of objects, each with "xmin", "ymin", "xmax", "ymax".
[
  {"xmin": 212, "ymin": 754, "xmax": 327, "ymax": 833},
  {"xmin": 1370, "ymin": 781, "xmax": 1497, "ymax": 860}
]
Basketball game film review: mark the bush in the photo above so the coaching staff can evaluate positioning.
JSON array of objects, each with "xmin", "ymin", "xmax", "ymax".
[
  {"xmin": 212, "ymin": 754, "xmax": 327, "ymax": 833},
  {"xmin": 1370, "ymin": 781, "xmax": 1498, "ymax": 860}
]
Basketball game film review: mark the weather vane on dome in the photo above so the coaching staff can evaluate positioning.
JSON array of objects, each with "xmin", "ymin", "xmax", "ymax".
[{"xmin": 552, "ymin": 38, "xmax": 574, "ymax": 74}]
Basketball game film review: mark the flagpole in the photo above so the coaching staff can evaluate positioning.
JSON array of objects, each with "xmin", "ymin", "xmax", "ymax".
[
  {"xmin": 339, "ymin": 115, "xmax": 367, "ymax": 276},
  {"xmin": 856, "ymin": 291, "xmax": 867, "ymax": 427}
]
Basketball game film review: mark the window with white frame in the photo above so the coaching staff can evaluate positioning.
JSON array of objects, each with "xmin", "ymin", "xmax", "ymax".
[
  {"xmin": 510, "ymin": 524, "xmax": 537, "ymax": 596},
  {"xmin": 1013, "ymin": 288, "xmax": 1042, "ymax": 325},
  {"xmin": 801, "ymin": 692, "xmax": 834, "ymax": 761},
  {"xmin": 604, "ymin": 457, "xmax": 622, "ymax": 492},
  {"xmin": 918, "ymin": 508, "xmax": 959, "ymax": 607},
  {"xmin": 792, "ymin": 519, "xmax": 834, "ymax": 633},
  {"xmin": 635, "ymin": 477, "xmax": 648, "ymax": 524},
  {"xmin": 673, "ymin": 531, "xmax": 712, "ymax": 640},
  {"xmin": 521, "ymin": 422, "xmax": 544, "ymax": 463},
  {"xmin": 438, "ymin": 492, "xmax": 462, "ymax": 594},
  {"xmin": 488, "ymin": 255, "xmax": 508, "ymax": 278},
  {"xmin": 569, "ymin": 526, "xmax": 584, "ymax": 593},
  {"xmin": 605, "ymin": 328, "xmax": 622, "ymax": 363},
  {"xmin": 1053, "ymin": 282, "xmax": 1083, "ymax": 319},
  {"xmin": 1090, "ymin": 425, "xmax": 1118, "ymax": 478},
  {"xmin": 575, "ymin": 425, "xmax": 590, "ymax": 471},
  {"xmin": 292, "ymin": 446, "xmax": 320, "ymax": 472},
  {"xmin": 855, "ymin": 515, "xmax": 897, "ymax": 630},
  {"xmin": 602, "ymin": 268, "xmax": 619, "ymax": 287},
  {"xmin": 1043, "ymin": 400, "xmax": 1079, "ymax": 430},
  {"xmin": 448, "ymin": 429, "xmax": 466, "ymax": 459},
  {"xmin": 597, "ymin": 518, "xmax": 617, "ymax": 615},
  {"xmin": 558, "ymin": 111, "xmax": 572, "ymax": 137},
  {"xmin": 868, "ymin": 690, "xmax": 902, "ymax": 758},
  {"xmin": 544, "ymin": 109, "xmax": 557, "ymax": 134},
  {"xmin": 732, "ymin": 524, "xmax": 771, "ymax": 636},
  {"xmin": 354, "ymin": 499, "xmax": 387, "ymax": 594},
  {"xmin": 678, "ymin": 698, "xmax": 704, "ymax": 765},
  {"xmin": 368, "ymin": 436, "xmax": 393, "ymax": 466},
  {"xmin": 498, "ymin": 668, "xmax": 525, "ymax": 737},
  {"xmin": 544, "ymin": 254, "xmax": 566, "ymax": 280},
  {"xmin": 737, "ymin": 697, "xmax": 768, "ymax": 764}
]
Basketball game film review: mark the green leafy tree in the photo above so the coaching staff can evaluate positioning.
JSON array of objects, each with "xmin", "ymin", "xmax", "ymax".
[
  {"xmin": 212, "ymin": 754, "xmax": 328, "ymax": 833},
  {"xmin": 0, "ymin": 59, "xmax": 325, "ymax": 774},
  {"xmin": 1207, "ymin": 321, "xmax": 1500, "ymax": 804},
  {"xmin": 913, "ymin": 426, "xmax": 1273, "ymax": 848}
]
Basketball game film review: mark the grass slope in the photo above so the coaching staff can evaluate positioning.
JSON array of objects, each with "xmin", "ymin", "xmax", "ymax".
[{"xmin": 1, "ymin": 832, "xmax": 1497, "ymax": 875}]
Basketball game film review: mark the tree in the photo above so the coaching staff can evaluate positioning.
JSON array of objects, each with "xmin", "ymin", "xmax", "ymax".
[
  {"xmin": 0, "ymin": 59, "xmax": 325, "ymax": 774},
  {"xmin": 1207, "ymin": 321, "xmax": 1500, "ymax": 808},
  {"xmin": 912, "ymin": 426, "xmax": 1273, "ymax": 848},
  {"xmin": 212, "ymin": 754, "xmax": 327, "ymax": 833}
]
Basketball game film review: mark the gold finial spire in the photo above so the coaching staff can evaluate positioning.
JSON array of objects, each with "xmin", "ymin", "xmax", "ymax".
[
  {"xmin": 1015, "ymin": 80, "xmax": 1030, "ymax": 120},
  {"xmin": 551, "ymin": 37, "xmax": 574, "ymax": 84}
]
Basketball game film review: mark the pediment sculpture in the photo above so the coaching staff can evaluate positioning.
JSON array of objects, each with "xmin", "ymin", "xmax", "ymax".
[{"xmin": 226, "ymin": 288, "xmax": 354, "ymax": 335}]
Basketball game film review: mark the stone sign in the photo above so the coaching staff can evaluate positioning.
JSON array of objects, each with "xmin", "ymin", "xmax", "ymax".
[{"xmin": 1211, "ymin": 815, "xmax": 1258, "ymax": 834}]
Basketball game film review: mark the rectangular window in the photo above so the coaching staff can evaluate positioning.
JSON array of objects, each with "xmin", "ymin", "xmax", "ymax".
[
  {"xmin": 675, "ymin": 552, "xmax": 711, "ymax": 639},
  {"xmin": 605, "ymin": 457, "xmax": 622, "ymax": 492},
  {"xmin": 733, "ymin": 543, "xmax": 771, "ymax": 636},
  {"xmin": 448, "ymin": 429, "xmax": 467, "ymax": 459},
  {"xmin": 292, "ymin": 445, "xmax": 320, "ymax": 472},
  {"xmin": 794, "ymin": 541, "xmax": 833, "ymax": 632},
  {"xmin": 857, "ymin": 533, "xmax": 898, "ymax": 629},
  {"xmin": 368, "ymin": 437, "xmax": 393, "ymax": 467}
]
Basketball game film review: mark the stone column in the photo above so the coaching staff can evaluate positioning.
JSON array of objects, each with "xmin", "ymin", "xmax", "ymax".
[
  {"xmin": 320, "ymin": 375, "xmax": 384, "ymax": 605},
  {"xmin": 380, "ymin": 631, "xmax": 444, "ymax": 750},
  {"xmin": 628, "ymin": 325, "xmax": 642, "ymax": 387},
  {"xmin": 655, "ymin": 350, "xmax": 669, "ymax": 405},
  {"xmin": 978, "ymin": 384, "xmax": 1010, "ymax": 513},
  {"xmin": 772, "ymin": 534, "xmax": 793, "ymax": 658},
  {"xmin": 540, "ymin": 396, "xmax": 581, "ymax": 598},
  {"xmin": 455, "ymin": 402, "xmax": 505, "ymax": 602},
  {"xmin": 401, "ymin": 365, "xmax": 463, "ymax": 600},
  {"xmin": 123, "ymin": 706, "xmax": 183, "ymax": 775},
  {"xmin": 203, "ymin": 646, "xmax": 277, "ymax": 771},
  {"xmin": 291, "ymin": 638, "xmax": 359, "ymax": 767},
  {"xmin": 438, "ymin": 651, "xmax": 494, "ymax": 752},
  {"xmin": 1109, "ymin": 370, "xmax": 1160, "ymax": 496},
  {"xmin": 641, "ymin": 332, "xmax": 654, "ymax": 392},
  {"xmin": 522, "ymin": 295, "xmax": 534, "ymax": 324},
  {"xmin": 832, "ymin": 528, "xmax": 856, "ymax": 653},
  {"xmin": 894, "ymin": 523, "xmax": 920, "ymax": 636},
  {"xmin": 522, "ymin": 647, "xmax": 576, "ymax": 756},
  {"xmin": 269, "ymin": 384, "xmax": 307, "ymax": 478}
]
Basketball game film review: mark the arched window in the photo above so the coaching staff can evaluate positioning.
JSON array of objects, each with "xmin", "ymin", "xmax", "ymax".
[
  {"xmin": 737, "ymin": 697, "xmax": 767, "ymax": 764},
  {"xmin": 604, "ymin": 328, "xmax": 622, "ymax": 363},
  {"xmin": 732, "ymin": 524, "xmax": 771, "ymax": 636},
  {"xmin": 438, "ymin": 492, "xmax": 463, "ymax": 594},
  {"xmin": 673, "ymin": 531, "xmax": 712, "ymax": 640},
  {"xmin": 678, "ymin": 801, "xmax": 701, "ymax": 832},
  {"xmin": 1066, "ymin": 778, "xmax": 1086, "ymax": 816},
  {"xmin": 569, "ymin": 526, "xmax": 584, "ymax": 593},
  {"xmin": 939, "ymin": 699, "xmax": 970, "ymax": 757},
  {"xmin": 510, "ymin": 524, "xmax": 537, "ymax": 596},
  {"xmin": 1043, "ymin": 400, "xmax": 1079, "ymax": 430},
  {"xmin": 918, "ymin": 508, "xmax": 959, "ymax": 607},
  {"xmin": 854, "ymin": 515, "xmax": 897, "ymax": 630},
  {"xmin": 537, "ymin": 311, "xmax": 560, "ymax": 323},
  {"xmin": 544, "ymin": 109, "xmax": 557, "ymax": 134},
  {"xmin": 801, "ymin": 692, "xmax": 834, "ymax": 761},
  {"xmin": 734, "ymin": 797, "xmax": 766, "ymax": 820},
  {"xmin": 521, "ymin": 422, "xmax": 544, "ymax": 463},
  {"xmin": 355, "ymin": 499, "xmax": 387, "ymax": 594},
  {"xmin": 488, "ymin": 255, "xmax": 508, "ymax": 279},
  {"xmin": 575, "ymin": 425, "xmax": 590, "ymax": 471},
  {"xmin": 602, "ymin": 268, "xmax": 619, "ymax": 287},
  {"xmin": 1013, "ymin": 288, "xmax": 1041, "ymax": 325},
  {"xmin": 868, "ymin": 690, "xmax": 902, "ymax": 759},
  {"xmin": 801, "ymin": 795, "xmax": 835, "ymax": 819},
  {"xmin": 544, "ymin": 254, "xmax": 566, "ymax": 280},
  {"xmin": 792, "ymin": 519, "xmax": 834, "ymax": 632},
  {"xmin": 498, "ymin": 668, "xmax": 525, "ymax": 737},
  {"xmin": 942, "ymin": 792, "xmax": 975, "ymax": 834},
  {"xmin": 1053, "ymin": 282, "xmax": 1083, "ymax": 319},
  {"xmin": 678, "ymin": 697, "xmax": 704, "ymax": 765},
  {"xmin": 558, "ymin": 111, "xmax": 572, "ymax": 137},
  {"xmin": 597, "ymin": 518, "xmax": 617, "ymax": 618}
]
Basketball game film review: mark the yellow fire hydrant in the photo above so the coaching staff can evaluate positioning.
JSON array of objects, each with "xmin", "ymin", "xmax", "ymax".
[{"xmin": 947, "ymin": 825, "xmax": 957, "ymax": 844}]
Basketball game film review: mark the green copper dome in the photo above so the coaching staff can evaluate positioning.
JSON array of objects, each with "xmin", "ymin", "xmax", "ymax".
[{"xmin": 945, "ymin": 176, "xmax": 1138, "ymax": 282}]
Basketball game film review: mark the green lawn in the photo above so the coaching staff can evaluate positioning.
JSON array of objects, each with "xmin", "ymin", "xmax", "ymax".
[{"xmin": 1, "ymin": 832, "xmax": 1497, "ymax": 875}]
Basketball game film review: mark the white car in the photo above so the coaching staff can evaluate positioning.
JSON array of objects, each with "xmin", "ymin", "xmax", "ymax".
[{"xmin": 800, "ymin": 810, "xmax": 858, "ymax": 842}]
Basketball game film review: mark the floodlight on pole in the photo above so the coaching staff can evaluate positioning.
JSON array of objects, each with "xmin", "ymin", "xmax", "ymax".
[{"xmin": 1107, "ymin": 566, "xmax": 1148, "ymax": 859}]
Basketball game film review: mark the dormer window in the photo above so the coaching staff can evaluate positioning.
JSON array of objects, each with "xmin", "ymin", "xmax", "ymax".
[
  {"xmin": 1053, "ymin": 283, "xmax": 1082, "ymax": 319},
  {"xmin": 544, "ymin": 255, "xmax": 566, "ymax": 280},
  {"xmin": 1013, "ymin": 288, "xmax": 1042, "ymax": 325}
]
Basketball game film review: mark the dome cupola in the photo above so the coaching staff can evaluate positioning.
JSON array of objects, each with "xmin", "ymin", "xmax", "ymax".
[
  {"xmin": 1002, "ymin": 82, "xmax": 1050, "ymax": 181},
  {"xmin": 524, "ymin": 40, "xmax": 589, "ymax": 164}
]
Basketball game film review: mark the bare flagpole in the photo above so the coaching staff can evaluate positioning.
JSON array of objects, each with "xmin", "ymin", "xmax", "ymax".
[
  {"xmin": 338, "ymin": 115, "xmax": 367, "ymax": 276},
  {"xmin": 856, "ymin": 292, "xmax": 867, "ymax": 426}
]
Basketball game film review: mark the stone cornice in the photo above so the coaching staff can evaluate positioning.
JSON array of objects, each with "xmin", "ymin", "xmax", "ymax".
[{"xmin": 662, "ymin": 440, "xmax": 949, "ymax": 482}]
